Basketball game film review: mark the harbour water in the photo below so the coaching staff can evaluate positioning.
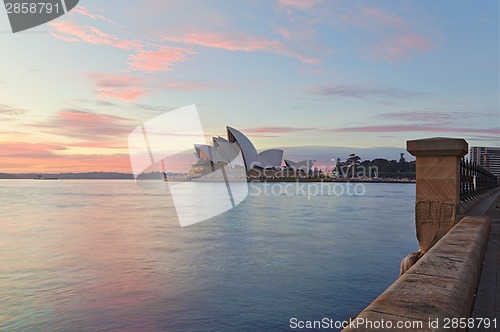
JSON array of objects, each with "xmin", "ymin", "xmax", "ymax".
[{"xmin": 0, "ymin": 180, "xmax": 418, "ymax": 331}]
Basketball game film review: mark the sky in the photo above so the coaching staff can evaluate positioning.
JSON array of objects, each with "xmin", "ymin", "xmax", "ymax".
[{"xmin": 0, "ymin": 0, "xmax": 498, "ymax": 173}]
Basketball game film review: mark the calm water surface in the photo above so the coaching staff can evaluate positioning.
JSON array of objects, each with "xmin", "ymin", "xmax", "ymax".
[{"xmin": 0, "ymin": 180, "xmax": 417, "ymax": 331}]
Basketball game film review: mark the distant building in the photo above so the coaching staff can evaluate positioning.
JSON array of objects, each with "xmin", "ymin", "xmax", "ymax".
[{"xmin": 470, "ymin": 146, "xmax": 500, "ymax": 177}]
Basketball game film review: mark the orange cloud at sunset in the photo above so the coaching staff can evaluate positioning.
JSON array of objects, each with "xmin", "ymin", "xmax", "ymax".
[{"xmin": 0, "ymin": 141, "xmax": 127, "ymax": 173}]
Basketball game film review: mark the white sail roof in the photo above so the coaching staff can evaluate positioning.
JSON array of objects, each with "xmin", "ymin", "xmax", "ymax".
[
  {"xmin": 257, "ymin": 149, "xmax": 284, "ymax": 168},
  {"xmin": 284, "ymin": 159, "xmax": 316, "ymax": 171},
  {"xmin": 192, "ymin": 127, "xmax": 290, "ymax": 171},
  {"xmin": 227, "ymin": 126, "xmax": 259, "ymax": 169},
  {"xmin": 195, "ymin": 144, "xmax": 228, "ymax": 164},
  {"xmin": 213, "ymin": 137, "xmax": 245, "ymax": 168}
]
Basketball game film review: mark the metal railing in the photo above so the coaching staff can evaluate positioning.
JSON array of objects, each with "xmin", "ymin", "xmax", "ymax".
[{"xmin": 460, "ymin": 158, "xmax": 498, "ymax": 201}]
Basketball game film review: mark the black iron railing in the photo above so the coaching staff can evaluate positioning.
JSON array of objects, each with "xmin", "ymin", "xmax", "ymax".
[{"xmin": 460, "ymin": 158, "xmax": 498, "ymax": 201}]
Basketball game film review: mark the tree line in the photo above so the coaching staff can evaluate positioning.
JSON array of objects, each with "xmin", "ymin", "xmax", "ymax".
[{"xmin": 334, "ymin": 153, "xmax": 416, "ymax": 179}]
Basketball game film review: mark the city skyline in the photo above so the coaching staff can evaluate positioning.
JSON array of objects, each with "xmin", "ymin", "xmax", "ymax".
[{"xmin": 0, "ymin": 0, "xmax": 498, "ymax": 173}]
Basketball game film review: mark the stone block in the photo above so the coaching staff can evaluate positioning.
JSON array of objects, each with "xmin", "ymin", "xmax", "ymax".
[
  {"xmin": 408, "ymin": 138, "xmax": 468, "ymax": 252},
  {"xmin": 342, "ymin": 274, "xmax": 471, "ymax": 332},
  {"xmin": 415, "ymin": 200, "xmax": 456, "ymax": 252},
  {"xmin": 407, "ymin": 137, "xmax": 468, "ymax": 157}
]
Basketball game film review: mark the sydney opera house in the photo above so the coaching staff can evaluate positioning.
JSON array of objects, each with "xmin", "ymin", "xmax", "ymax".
[{"xmin": 187, "ymin": 126, "xmax": 315, "ymax": 180}]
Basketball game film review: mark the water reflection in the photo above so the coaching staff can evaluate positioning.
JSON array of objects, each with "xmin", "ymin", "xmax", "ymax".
[{"xmin": 0, "ymin": 180, "xmax": 417, "ymax": 331}]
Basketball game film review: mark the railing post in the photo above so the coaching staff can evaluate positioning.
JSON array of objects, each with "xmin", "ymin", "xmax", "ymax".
[{"xmin": 407, "ymin": 137, "xmax": 468, "ymax": 253}]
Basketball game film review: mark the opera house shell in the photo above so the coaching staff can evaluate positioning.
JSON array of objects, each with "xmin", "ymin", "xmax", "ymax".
[
  {"xmin": 284, "ymin": 159, "xmax": 317, "ymax": 172},
  {"xmin": 187, "ymin": 126, "xmax": 315, "ymax": 179}
]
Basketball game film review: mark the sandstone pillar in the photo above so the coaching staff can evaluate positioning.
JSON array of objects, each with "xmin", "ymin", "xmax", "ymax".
[{"xmin": 407, "ymin": 137, "xmax": 468, "ymax": 253}]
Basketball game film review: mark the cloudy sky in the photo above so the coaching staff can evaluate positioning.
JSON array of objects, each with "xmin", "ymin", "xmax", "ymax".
[{"xmin": 0, "ymin": 0, "xmax": 498, "ymax": 173}]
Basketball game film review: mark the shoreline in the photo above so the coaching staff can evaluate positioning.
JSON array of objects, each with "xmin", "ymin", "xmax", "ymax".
[
  {"xmin": 247, "ymin": 178, "xmax": 415, "ymax": 183},
  {"xmin": 0, "ymin": 177, "xmax": 415, "ymax": 183},
  {"xmin": 167, "ymin": 177, "xmax": 415, "ymax": 183}
]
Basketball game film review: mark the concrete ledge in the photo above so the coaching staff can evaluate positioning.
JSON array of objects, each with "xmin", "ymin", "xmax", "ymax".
[
  {"xmin": 459, "ymin": 188, "xmax": 500, "ymax": 215},
  {"xmin": 343, "ymin": 216, "xmax": 490, "ymax": 332}
]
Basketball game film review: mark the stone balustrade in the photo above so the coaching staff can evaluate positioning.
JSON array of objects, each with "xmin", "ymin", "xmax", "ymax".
[
  {"xmin": 343, "ymin": 137, "xmax": 498, "ymax": 331},
  {"xmin": 406, "ymin": 137, "xmax": 468, "ymax": 253}
]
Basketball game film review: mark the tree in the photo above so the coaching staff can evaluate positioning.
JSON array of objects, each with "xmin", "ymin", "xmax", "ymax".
[{"xmin": 340, "ymin": 153, "xmax": 361, "ymax": 178}]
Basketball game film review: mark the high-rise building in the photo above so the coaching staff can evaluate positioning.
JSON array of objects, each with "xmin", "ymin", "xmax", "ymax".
[{"xmin": 470, "ymin": 146, "xmax": 500, "ymax": 177}]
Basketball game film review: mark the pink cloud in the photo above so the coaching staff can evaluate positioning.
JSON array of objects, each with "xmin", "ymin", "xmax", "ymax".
[
  {"xmin": 0, "ymin": 104, "xmax": 28, "ymax": 115},
  {"xmin": 290, "ymin": 53, "xmax": 320, "ymax": 65},
  {"xmin": 372, "ymin": 33, "xmax": 435, "ymax": 61},
  {"xmin": 307, "ymin": 83, "xmax": 434, "ymax": 99},
  {"xmin": 242, "ymin": 127, "xmax": 315, "ymax": 133},
  {"xmin": 86, "ymin": 73, "xmax": 218, "ymax": 101},
  {"xmin": 49, "ymin": 20, "xmax": 194, "ymax": 73},
  {"xmin": 336, "ymin": 5, "xmax": 437, "ymax": 61},
  {"xmin": 378, "ymin": 110, "xmax": 496, "ymax": 123},
  {"xmin": 0, "ymin": 139, "xmax": 193, "ymax": 173},
  {"xmin": 36, "ymin": 109, "xmax": 133, "ymax": 140},
  {"xmin": 97, "ymin": 88, "xmax": 150, "ymax": 101},
  {"xmin": 276, "ymin": 28, "xmax": 292, "ymax": 40},
  {"xmin": 158, "ymin": 79, "xmax": 222, "ymax": 90},
  {"xmin": 86, "ymin": 74, "xmax": 150, "ymax": 101},
  {"xmin": 70, "ymin": 6, "xmax": 116, "ymax": 25},
  {"xmin": 72, "ymin": 6, "xmax": 106, "ymax": 21},
  {"xmin": 278, "ymin": 0, "xmax": 323, "ymax": 10},
  {"xmin": 164, "ymin": 31, "xmax": 319, "ymax": 64},
  {"xmin": 0, "ymin": 115, "xmax": 135, "ymax": 172},
  {"xmin": 339, "ymin": 5, "xmax": 408, "ymax": 31},
  {"xmin": 127, "ymin": 47, "xmax": 195, "ymax": 72},
  {"xmin": 50, "ymin": 13, "xmax": 320, "ymax": 72},
  {"xmin": 86, "ymin": 74, "xmax": 143, "ymax": 87},
  {"xmin": 72, "ymin": 6, "xmax": 99, "ymax": 19},
  {"xmin": 0, "ymin": 150, "xmax": 133, "ymax": 173},
  {"xmin": 165, "ymin": 32, "xmax": 280, "ymax": 52},
  {"xmin": 49, "ymin": 21, "xmax": 141, "ymax": 50},
  {"xmin": 57, "ymin": 109, "xmax": 130, "ymax": 126},
  {"xmin": 325, "ymin": 125, "xmax": 500, "ymax": 135},
  {"xmin": 359, "ymin": 6, "xmax": 406, "ymax": 28},
  {"xmin": 242, "ymin": 134, "xmax": 280, "ymax": 138},
  {"xmin": 0, "ymin": 142, "xmax": 66, "ymax": 157},
  {"xmin": 66, "ymin": 141, "xmax": 127, "ymax": 149}
]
